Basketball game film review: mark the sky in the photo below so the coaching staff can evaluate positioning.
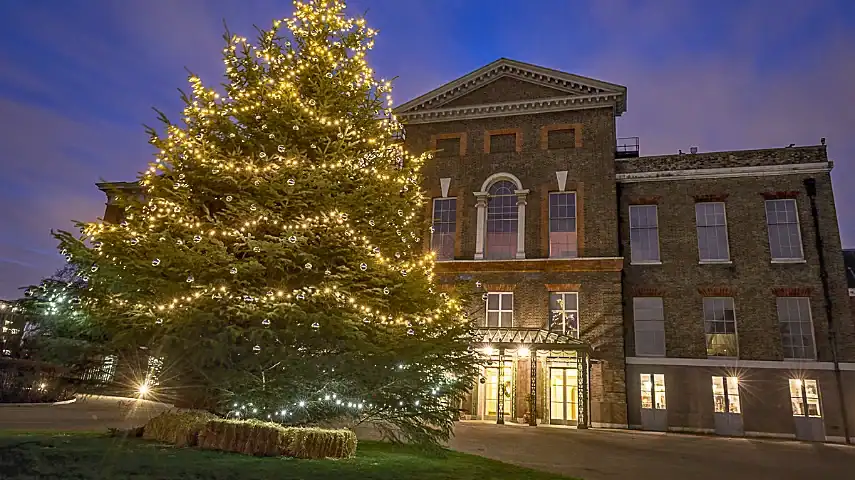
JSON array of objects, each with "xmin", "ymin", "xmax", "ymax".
[{"xmin": 1, "ymin": 0, "xmax": 854, "ymax": 299}]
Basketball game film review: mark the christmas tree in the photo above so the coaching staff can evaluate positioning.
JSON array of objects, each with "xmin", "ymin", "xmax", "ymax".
[{"xmin": 55, "ymin": 0, "xmax": 477, "ymax": 444}]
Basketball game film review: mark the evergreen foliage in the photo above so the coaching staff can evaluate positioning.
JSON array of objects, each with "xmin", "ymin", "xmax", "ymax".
[{"xmin": 54, "ymin": 0, "xmax": 477, "ymax": 445}]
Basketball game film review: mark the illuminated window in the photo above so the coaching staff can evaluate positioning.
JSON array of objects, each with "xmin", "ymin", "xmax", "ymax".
[
  {"xmin": 777, "ymin": 297, "xmax": 816, "ymax": 360},
  {"xmin": 703, "ymin": 297, "xmax": 738, "ymax": 357},
  {"xmin": 629, "ymin": 205, "xmax": 660, "ymax": 263},
  {"xmin": 766, "ymin": 199, "xmax": 804, "ymax": 261},
  {"xmin": 430, "ymin": 198, "xmax": 457, "ymax": 261},
  {"xmin": 696, "ymin": 202, "xmax": 730, "ymax": 262},
  {"xmin": 789, "ymin": 379, "xmax": 822, "ymax": 418},
  {"xmin": 633, "ymin": 297, "xmax": 665, "ymax": 357},
  {"xmin": 640, "ymin": 373, "xmax": 666, "ymax": 410},
  {"xmin": 712, "ymin": 376, "xmax": 741, "ymax": 414},
  {"xmin": 548, "ymin": 292, "xmax": 579, "ymax": 337},
  {"xmin": 486, "ymin": 181, "xmax": 518, "ymax": 259},
  {"xmin": 486, "ymin": 293, "xmax": 513, "ymax": 328},
  {"xmin": 549, "ymin": 192, "xmax": 577, "ymax": 258}
]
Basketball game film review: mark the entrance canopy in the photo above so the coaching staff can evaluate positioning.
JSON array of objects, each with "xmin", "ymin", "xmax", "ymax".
[{"xmin": 472, "ymin": 327, "xmax": 590, "ymax": 352}]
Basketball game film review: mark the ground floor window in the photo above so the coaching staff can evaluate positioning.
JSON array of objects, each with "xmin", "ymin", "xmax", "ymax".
[
  {"xmin": 549, "ymin": 367, "xmax": 578, "ymax": 424},
  {"xmin": 483, "ymin": 363, "xmax": 513, "ymax": 418},
  {"xmin": 789, "ymin": 379, "xmax": 821, "ymax": 417},
  {"xmin": 640, "ymin": 373, "xmax": 666, "ymax": 409},
  {"xmin": 711, "ymin": 376, "xmax": 741, "ymax": 413}
]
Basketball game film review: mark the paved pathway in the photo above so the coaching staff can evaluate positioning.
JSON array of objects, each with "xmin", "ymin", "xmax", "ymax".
[
  {"xmin": 449, "ymin": 421, "xmax": 855, "ymax": 480},
  {"xmin": 0, "ymin": 395, "xmax": 170, "ymax": 432},
  {"xmin": 3, "ymin": 398, "xmax": 854, "ymax": 480}
]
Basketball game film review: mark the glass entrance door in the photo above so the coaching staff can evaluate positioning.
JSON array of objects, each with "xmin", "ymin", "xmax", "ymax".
[
  {"xmin": 549, "ymin": 367, "xmax": 578, "ymax": 425},
  {"xmin": 484, "ymin": 365, "xmax": 513, "ymax": 419}
]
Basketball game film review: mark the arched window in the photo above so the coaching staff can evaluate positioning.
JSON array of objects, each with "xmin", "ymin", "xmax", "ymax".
[{"xmin": 486, "ymin": 180, "xmax": 518, "ymax": 259}]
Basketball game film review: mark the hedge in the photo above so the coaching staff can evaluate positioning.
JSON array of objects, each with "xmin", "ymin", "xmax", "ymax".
[
  {"xmin": 142, "ymin": 412, "xmax": 357, "ymax": 459},
  {"xmin": 197, "ymin": 419, "xmax": 357, "ymax": 459},
  {"xmin": 142, "ymin": 410, "xmax": 218, "ymax": 447}
]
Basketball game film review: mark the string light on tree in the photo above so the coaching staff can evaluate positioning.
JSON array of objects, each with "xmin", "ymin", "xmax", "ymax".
[{"xmin": 52, "ymin": 0, "xmax": 477, "ymax": 447}]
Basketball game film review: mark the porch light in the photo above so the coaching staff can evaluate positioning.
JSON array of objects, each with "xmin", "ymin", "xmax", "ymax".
[
  {"xmin": 484, "ymin": 346, "xmax": 495, "ymax": 356},
  {"xmin": 518, "ymin": 347, "xmax": 530, "ymax": 357}
]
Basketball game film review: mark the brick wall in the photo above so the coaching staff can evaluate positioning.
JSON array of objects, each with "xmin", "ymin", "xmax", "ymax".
[
  {"xmin": 407, "ymin": 107, "xmax": 619, "ymax": 259},
  {"xmin": 619, "ymin": 155, "xmax": 855, "ymax": 362}
]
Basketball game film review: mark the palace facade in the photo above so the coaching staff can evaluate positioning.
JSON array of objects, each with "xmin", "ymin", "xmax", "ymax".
[{"xmin": 394, "ymin": 58, "xmax": 855, "ymax": 442}]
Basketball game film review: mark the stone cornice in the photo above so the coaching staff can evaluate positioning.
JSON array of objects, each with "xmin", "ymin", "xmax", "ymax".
[
  {"xmin": 398, "ymin": 93, "xmax": 624, "ymax": 124},
  {"xmin": 434, "ymin": 257, "xmax": 623, "ymax": 273},
  {"xmin": 394, "ymin": 58, "xmax": 627, "ymax": 123},
  {"xmin": 616, "ymin": 162, "xmax": 832, "ymax": 183}
]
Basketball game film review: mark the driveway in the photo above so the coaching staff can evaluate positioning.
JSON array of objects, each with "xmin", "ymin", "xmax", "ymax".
[
  {"xmin": 449, "ymin": 422, "xmax": 855, "ymax": 480},
  {"xmin": 3, "ymin": 399, "xmax": 854, "ymax": 480},
  {"xmin": 0, "ymin": 395, "xmax": 170, "ymax": 432}
]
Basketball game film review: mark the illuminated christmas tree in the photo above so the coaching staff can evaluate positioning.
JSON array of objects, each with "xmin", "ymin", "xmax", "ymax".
[{"xmin": 55, "ymin": 0, "xmax": 476, "ymax": 444}]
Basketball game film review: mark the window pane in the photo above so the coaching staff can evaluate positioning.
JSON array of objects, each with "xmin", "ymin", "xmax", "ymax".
[
  {"xmin": 696, "ymin": 203, "xmax": 730, "ymax": 261},
  {"xmin": 487, "ymin": 294, "xmax": 499, "ymax": 310},
  {"xmin": 500, "ymin": 293, "xmax": 513, "ymax": 310},
  {"xmin": 712, "ymin": 376, "xmax": 725, "ymax": 413},
  {"xmin": 549, "ymin": 292, "xmax": 579, "ymax": 337},
  {"xmin": 629, "ymin": 205, "xmax": 660, "ymax": 263},
  {"xmin": 654, "ymin": 374, "xmax": 666, "ymax": 410},
  {"xmin": 487, "ymin": 312, "xmax": 499, "ymax": 327},
  {"xmin": 640, "ymin": 374, "xmax": 653, "ymax": 409},
  {"xmin": 486, "ymin": 184, "xmax": 518, "ymax": 259},
  {"xmin": 633, "ymin": 297, "xmax": 665, "ymax": 357},
  {"xmin": 431, "ymin": 198, "xmax": 457, "ymax": 260},
  {"xmin": 766, "ymin": 199, "xmax": 804, "ymax": 260},
  {"xmin": 549, "ymin": 193, "xmax": 578, "ymax": 258},
  {"xmin": 777, "ymin": 297, "xmax": 815, "ymax": 360},
  {"xmin": 703, "ymin": 298, "xmax": 738, "ymax": 357}
]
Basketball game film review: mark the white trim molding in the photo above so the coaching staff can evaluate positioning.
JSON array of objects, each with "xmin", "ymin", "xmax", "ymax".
[
  {"xmin": 474, "ymin": 174, "xmax": 529, "ymax": 260},
  {"xmin": 394, "ymin": 58, "xmax": 627, "ymax": 124},
  {"xmin": 617, "ymin": 162, "xmax": 832, "ymax": 183},
  {"xmin": 625, "ymin": 356, "xmax": 855, "ymax": 371}
]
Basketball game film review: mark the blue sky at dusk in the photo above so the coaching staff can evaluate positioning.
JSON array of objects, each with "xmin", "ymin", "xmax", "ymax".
[{"xmin": 1, "ymin": 0, "xmax": 855, "ymax": 299}]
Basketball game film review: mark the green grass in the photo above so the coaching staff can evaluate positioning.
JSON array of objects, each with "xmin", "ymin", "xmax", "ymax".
[{"xmin": 0, "ymin": 432, "xmax": 575, "ymax": 480}]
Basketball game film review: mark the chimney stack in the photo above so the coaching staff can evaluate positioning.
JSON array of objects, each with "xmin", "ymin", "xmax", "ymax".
[{"xmin": 689, "ymin": 146, "xmax": 698, "ymax": 154}]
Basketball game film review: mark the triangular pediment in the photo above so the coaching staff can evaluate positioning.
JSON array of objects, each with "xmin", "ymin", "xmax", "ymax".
[{"xmin": 394, "ymin": 58, "xmax": 627, "ymax": 124}]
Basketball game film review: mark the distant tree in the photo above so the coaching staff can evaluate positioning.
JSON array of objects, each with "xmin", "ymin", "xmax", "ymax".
[
  {"xmin": 54, "ymin": 0, "xmax": 477, "ymax": 445},
  {"xmin": 17, "ymin": 265, "xmax": 108, "ymax": 376}
]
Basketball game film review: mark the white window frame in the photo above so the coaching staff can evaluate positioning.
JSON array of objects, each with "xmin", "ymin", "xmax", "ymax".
[
  {"xmin": 789, "ymin": 379, "xmax": 822, "ymax": 418},
  {"xmin": 629, "ymin": 204, "xmax": 661, "ymax": 264},
  {"xmin": 548, "ymin": 292, "xmax": 579, "ymax": 337},
  {"xmin": 473, "ymin": 173, "xmax": 528, "ymax": 260},
  {"xmin": 765, "ymin": 199, "xmax": 805, "ymax": 262},
  {"xmin": 776, "ymin": 297, "xmax": 817, "ymax": 360},
  {"xmin": 695, "ymin": 202, "xmax": 731, "ymax": 263},
  {"xmin": 430, "ymin": 197, "xmax": 457, "ymax": 261},
  {"xmin": 485, "ymin": 292, "xmax": 514, "ymax": 328},
  {"xmin": 548, "ymin": 192, "xmax": 578, "ymax": 258},
  {"xmin": 712, "ymin": 376, "xmax": 741, "ymax": 414},
  {"xmin": 702, "ymin": 297, "xmax": 739, "ymax": 358},
  {"xmin": 633, "ymin": 297, "xmax": 666, "ymax": 357}
]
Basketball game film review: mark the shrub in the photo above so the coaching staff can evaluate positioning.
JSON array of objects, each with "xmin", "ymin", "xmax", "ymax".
[
  {"xmin": 142, "ymin": 410, "xmax": 217, "ymax": 447},
  {"xmin": 197, "ymin": 418, "xmax": 357, "ymax": 459}
]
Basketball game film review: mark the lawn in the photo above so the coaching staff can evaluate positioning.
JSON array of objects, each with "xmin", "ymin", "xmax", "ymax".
[{"xmin": 0, "ymin": 432, "xmax": 576, "ymax": 480}]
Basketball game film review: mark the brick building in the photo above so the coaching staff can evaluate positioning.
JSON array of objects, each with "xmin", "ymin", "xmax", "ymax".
[
  {"xmin": 96, "ymin": 58, "xmax": 855, "ymax": 442},
  {"xmin": 394, "ymin": 58, "xmax": 855, "ymax": 442}
]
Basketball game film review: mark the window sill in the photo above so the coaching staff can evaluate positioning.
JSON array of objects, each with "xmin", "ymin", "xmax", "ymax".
[
  {"xmin": 631, "ymin": 261, "xmax": 662, "ymax": 266},
  {"xmin": 699, "ymin": 260, "xmax": 732, "ymax": 265},
  {"xmin": 771, "ymin": 259, "xmax": 807, "ymax": 264}
]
